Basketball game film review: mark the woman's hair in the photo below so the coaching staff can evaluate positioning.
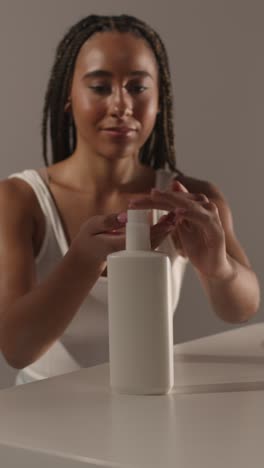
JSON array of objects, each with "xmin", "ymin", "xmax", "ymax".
[{"xmin": 42, "ymin": 14, "xmax": 183, "ymax": 175}]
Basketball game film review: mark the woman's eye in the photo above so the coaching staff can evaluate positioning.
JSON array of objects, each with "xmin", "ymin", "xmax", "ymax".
[
  {"xmin": 89, "ymin": 85, "xmax": 148, "ymax": 95},
  {"xmin": 89, "ymin": 86, "xmax": 110, "ymax": 94},
  {"xmin": 129, "ymin": 85, "xmax": 147, "ymax": 94}
]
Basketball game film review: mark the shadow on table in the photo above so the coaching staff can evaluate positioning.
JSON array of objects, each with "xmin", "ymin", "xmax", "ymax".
[
  {"xmin": 173, "ymin": 352, "xmax": 264, "ymax": 394},
  {"xmin": 174, "ymin": 354, "xmax": 264, "ymax": 365}
]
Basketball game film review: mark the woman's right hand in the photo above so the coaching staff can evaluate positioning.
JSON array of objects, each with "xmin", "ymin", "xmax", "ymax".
[
  {"xmin": 71, "ymin": 210, "xmax": 178, "ymax": 270},
  {"xmin": 71, "ymin": 212, "xmax": 127, "ymax": 270}
]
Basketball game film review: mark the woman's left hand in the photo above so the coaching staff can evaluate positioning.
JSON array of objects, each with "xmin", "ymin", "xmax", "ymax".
[{"xmin": 128, "ymin": 180, "xmax": 232, "ymax": 280}]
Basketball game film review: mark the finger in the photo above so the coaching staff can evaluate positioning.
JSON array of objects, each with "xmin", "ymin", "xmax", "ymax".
[
  {"xmin": 173, "ymin": 192, "xmax": 210, "ymax": 206},
  {"xmin": 129, "ymin": 191, "xmax": 196, "ymax": 211},
  {"xmin": 156, "ymin": 214, "xmax": 169, "ymax": 224},
  {"xmin": 129, "ymin": 197, "xmax": 170, "ymax": 211},
  {"xmin": 176, "ymin": 203, "xmax": 219, "ymax": 228},
  {"xmin": 150, "ymin": 223, "xmax": 175, "ymax": 250},
  {"xmin": 99, "ymin": 228, "xmax": 125, "ymax": 235},
  {"xmin": 151, "ymin": 190, "xmax": 210, "ymax": 209},
  {"xmin": 150, "ymin": 210, "xmax": 188, "ymax": 249},
  {"xmin": 170, "ymin": 179, "xmax": 189, "ymax": 193},
  {"xmin": 129, "ymin": 189, "xmax": 198, "ymax": 205},
  {"xmin": 169, "ymin": 229, "xmax": 188, "ymax": 257},
  {"xmin": 151, "ymin": 188, "xmax": 198, "ymax": 203},
  {"xmin": 149, "ymin": 190, "xmax": 211, "ymax": 211},
  {"xmin": 102, "ymin": 219, "xmax": 175, "ymax": 251},
  {"xmin": 194, "ymin": 194, "xmax": 210, "ymax": 203},
  {"xmin": 98, "ymin": 233, "xmax": 126, "ymax": 253},
  {"xmin": 156, "ymin": 211, "xmax": 179, "ymax": 224},
  {"xmin": 200, "ymin": 200, "xmax": 218, "ymax": 211},
  {"xmin": 87, "ymin": 212, "xmax": 127, "ymax": 234},
  {"xmin": 151, "ymin": 221, "xmax": 187, "ymax": 258}
]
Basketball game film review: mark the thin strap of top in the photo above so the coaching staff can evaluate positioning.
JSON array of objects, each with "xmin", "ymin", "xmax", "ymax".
[
  {"xmin": 8, "ymin": 168, "xmax": 69, "ymax": 256},
  {"xmin": 38, "ymin": 166, "xmax": 50, "ymax": 186}
]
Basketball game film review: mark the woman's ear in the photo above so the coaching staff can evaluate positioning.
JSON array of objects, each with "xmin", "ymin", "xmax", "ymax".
[{"xmin": 64, "ymin": 98, "xmax": 71, "ymax": 112}]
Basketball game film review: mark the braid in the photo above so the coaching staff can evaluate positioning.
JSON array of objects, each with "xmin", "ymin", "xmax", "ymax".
[{"xmin": 42, "ymin": 14, "xmax": 184, "ymax": 176}]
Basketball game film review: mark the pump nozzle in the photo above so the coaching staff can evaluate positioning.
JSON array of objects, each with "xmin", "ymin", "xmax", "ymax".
[{"xmin": 126, "ymin": 209, "xmax": 151, "ymax": 251}]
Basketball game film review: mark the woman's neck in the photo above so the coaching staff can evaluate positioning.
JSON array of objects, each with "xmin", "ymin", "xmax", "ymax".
[{"xmin": 47, "ymin": 151, "xmax": 156, "ymax": 196}]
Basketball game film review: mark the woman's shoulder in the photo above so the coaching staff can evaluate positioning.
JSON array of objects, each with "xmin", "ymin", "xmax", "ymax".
[
  {"xmin": 0, "ymin": 172, "xmax": 43, "ymax": 230},
  {"xmin": 0, "ymin": 173, "xmax": 46, "ymax": 255},
  {"xmin": 0, "ymin": 172, "xmax": 38, "ymax": 210}
]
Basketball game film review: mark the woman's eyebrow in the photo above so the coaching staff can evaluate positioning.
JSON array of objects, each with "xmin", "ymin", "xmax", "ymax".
[{"xmin": 82, "ymin": 70, "xmax": 153, "ymax": 80}]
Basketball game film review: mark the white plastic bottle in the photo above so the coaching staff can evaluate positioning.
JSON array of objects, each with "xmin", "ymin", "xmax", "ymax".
[{"xmin": 107, "ymin": 209, "xmax": 174, "ymax": 395}]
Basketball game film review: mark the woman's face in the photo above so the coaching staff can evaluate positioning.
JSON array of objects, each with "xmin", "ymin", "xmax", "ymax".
[{"xmin": 68, "ymin": 31, "xmax": 160, "ymax": 160}]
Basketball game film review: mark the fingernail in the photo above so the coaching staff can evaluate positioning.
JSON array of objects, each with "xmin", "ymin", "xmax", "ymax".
[{"xmin": 117, "ymin": 212, "xmax": 127, "ymax": 223}]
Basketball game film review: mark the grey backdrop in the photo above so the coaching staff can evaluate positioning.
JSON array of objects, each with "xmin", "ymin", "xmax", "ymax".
[{"xmin": 0, "ymin": 0, "xmax": 262, "ymax": 388}]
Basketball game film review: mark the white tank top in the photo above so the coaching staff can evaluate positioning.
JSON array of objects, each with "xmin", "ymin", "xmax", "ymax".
[{"xmin": 8, "ymin": 168, "xmax": 188, "ymax": 384}]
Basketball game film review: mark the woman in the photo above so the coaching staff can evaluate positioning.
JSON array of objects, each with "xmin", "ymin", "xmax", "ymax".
[{"xmin": 0, "ymin": 14, "xmax": 260, "ymax": 385}]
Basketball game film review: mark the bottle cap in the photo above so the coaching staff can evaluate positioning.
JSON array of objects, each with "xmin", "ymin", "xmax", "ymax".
[
  {"xmin": 127, "ymin": 209, "xmax": 149, "ymax": 224},
  {"xmin": 126, "ymin": 209, "xmax": 151, "ymax": 251}
]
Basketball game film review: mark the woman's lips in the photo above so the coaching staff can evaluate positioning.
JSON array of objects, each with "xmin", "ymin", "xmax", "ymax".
[{"xmin": 101, "ymin": 129, "xmax": 136, "ymax": 138}]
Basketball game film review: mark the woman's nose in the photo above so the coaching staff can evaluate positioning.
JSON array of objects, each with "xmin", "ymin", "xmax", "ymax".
[{"xmin": 109, "ymin": 87, "xmax": 133, "ymax": 117}]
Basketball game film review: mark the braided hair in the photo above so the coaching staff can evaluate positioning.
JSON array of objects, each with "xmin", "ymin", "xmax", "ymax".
[{"xmin": 42, "ymin": 14, "xmax": 184, "ymax": 176}]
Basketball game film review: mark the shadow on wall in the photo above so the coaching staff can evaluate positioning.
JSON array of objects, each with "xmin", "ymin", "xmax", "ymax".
[{"xmin": 0, "ymin": 353, "xmax": 18, "ymax": 390}]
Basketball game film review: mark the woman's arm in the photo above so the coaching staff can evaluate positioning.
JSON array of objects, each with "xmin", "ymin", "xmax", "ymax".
[
  {"xmin": 0, "ymin": 180, "xmax": 104, "ymax": 369},
  {"xmin": 198, "ymin": 253, "xmax": 260, "ymax": 323},
  {"xmin": 177, "ymin": 176, "xmax": 260, "ymax": 323},
  {"xmin": 129, "ymin": 174, "xmax": 260, "ymax": 324}
]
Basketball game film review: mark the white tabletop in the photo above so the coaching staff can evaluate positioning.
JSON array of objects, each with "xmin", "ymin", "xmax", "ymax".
[{"xmin": 0, "ymin": 323, "xmax": 264, "ymax": 467}]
